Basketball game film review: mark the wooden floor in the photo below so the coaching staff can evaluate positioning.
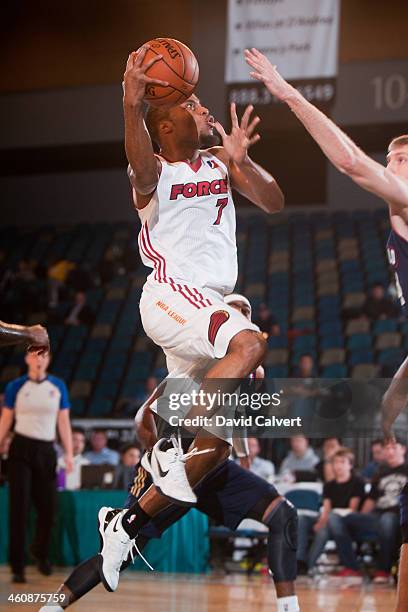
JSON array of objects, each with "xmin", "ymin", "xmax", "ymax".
[{"xmin": 0, "ymin": 567, "xmax": 397, "ymax": 611}]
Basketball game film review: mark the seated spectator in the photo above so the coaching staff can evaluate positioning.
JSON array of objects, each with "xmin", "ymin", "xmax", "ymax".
[
  {"xmin": 362, "ymin": 283, "xmax": 399, "ymax": 320},
  {"xmin": 114, "ymin": 443, "xmax": 141, "ymax": 490},
  {"xmin": 315, "ymin": 438, "xmax": 342, "ymax": 482},
  {"xmin": 295, "ymin": 354, "xmax": 316, "ymax": 379},
  {"xmin": 47, "ymin": 258, "xmax": 75, "ymax": 307},
  {"xmin": 84, "ymin": 430, "xmax": 119, "ymax": 466},
  {"xmin": 297, "ymin": 448, "xmax": 365, "ymax": 575},
  {"xmin": 247, "ymin": 437, "xmax": 275, "ymax": 481},
  {"xmin": 321, "ymin": 440, "xmax": 408, "ymax": 584},
  {"xmin": 58, "ymin": 428, "xmax": 89, "ymax": 490},
  {"xmin": 254, "ymin": 303, "xmax": 280, "ymax": 337},
  {"xmin": 279, "ymin": 435, "xmax": 319, "ymax": 475},
  {"xmin": 361, "ymin": 438, "xmax": 386, "ymax": 481},
  {"xmin": 65, "ymin": 291, "xmax": 95, "ymax": 327}
]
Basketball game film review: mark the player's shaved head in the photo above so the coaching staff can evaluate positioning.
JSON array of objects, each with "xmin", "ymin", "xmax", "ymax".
[
  {"xmin": 145, "ymin": 106, "xmax": 171, "ymax": 146},
  {"xmin": 388, "ymin": 134, "xmax": 408, "ymax": 151}
]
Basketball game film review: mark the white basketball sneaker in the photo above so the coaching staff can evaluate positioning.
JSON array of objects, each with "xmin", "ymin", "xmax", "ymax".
[
  {"xmin": 141, "ymin": 434, "xmax": 214, "ymax": 506},
  {"xmin": 97, "ymin": 507, "xmax": 153, "ymax": 593}
]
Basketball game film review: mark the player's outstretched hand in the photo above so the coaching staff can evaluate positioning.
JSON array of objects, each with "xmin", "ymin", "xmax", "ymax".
[
  {"xmin": 26, "ymin": 324, "xmax": 50, "ymax": 355},
  {"xmin": 244, "ymin": 48, "xmax": 293, "ymax": 101},
  {"xmin": 123, "ymin": 47, "xmax": 169, "ymax": 107},
  {"xmin": 211, "ymin": 103, "xmax": 260, "ymax": 165}
]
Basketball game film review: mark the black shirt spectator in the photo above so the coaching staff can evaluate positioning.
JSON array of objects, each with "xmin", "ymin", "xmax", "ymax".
[
  {"xmin": 323, "ymin": 475, "xmax": 365, "ymax": 509},
  {"xmin": 368, "ymin": 463, "xmax": 408, "ymax": 513}
]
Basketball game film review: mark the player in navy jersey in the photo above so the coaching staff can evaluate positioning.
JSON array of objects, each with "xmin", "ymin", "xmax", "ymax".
[{"xmin": 244, "ymin": 47, "xmax": 408, "ymax": 611}]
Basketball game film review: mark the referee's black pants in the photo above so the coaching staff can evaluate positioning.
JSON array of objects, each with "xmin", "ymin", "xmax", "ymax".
[{"xmin": 8, "ymin": 433, "xmax": 57, "ymax": 574}]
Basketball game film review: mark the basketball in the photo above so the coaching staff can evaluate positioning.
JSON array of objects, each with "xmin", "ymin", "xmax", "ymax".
[{"xmin": 137, "ymin": 38, "xmax": 199, "ymax": 108}]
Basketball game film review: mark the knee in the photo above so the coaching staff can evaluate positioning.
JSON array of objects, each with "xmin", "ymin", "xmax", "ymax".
[{"xmin": 229, "ymin": 330, "xmax": 267, "ymax": 368}]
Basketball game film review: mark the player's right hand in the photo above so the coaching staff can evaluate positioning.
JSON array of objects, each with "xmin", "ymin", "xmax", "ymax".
[
  {"xmin": 123, "ymin": 47, "xmax": 169, "ymax": 106},
  {"xmin": 27, "ymin": 324, "xmax": 50, "ymax": 355}
]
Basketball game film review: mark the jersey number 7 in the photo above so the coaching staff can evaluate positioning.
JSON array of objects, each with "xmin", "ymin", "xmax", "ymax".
[{"xmin": 213, "ymin": 197, "xmax": 228, "ymax": 226}]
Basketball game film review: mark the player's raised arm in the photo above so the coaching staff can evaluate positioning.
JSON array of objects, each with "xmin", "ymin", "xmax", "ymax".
[
  {"xmin": 245, "ymin": 49, "xmax": 408, "ymax": 217},
  {"xmin": 211, "ymin": 103, "xmax": 284, "ymax": 214},
  {"xmin": 123, "ymin": 48, "xmax": 169, "ymax": 209}
]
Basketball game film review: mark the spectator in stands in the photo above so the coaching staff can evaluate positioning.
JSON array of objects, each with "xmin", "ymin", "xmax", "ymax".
[
  {"xmin": 362, "ymin": 283, "xmax": 399, "ymax": 320},
  {"xmin": 322, "ymin": 441, "xmax": 408, "ymax": 584},
  {"xmin": 362, "ymin": 440, "xmax": 408, "ymax": 583},
  {"xmin": 47, "ymin": 258, "xmax": 75, "ymax": 308},
  {"xmin": 84, "ymin": 430, "xmax": 119, "ymax": 466},
  {"xmin": 295, "ymin": 354, "xmax": 316, "ymax": 378},
  {"xmin": 254, "ymin": 303, "xmax": 280, "ymax": 337},
  {"xmin": 315, "ymin": 438, "xmax": 342, "ymax": 482},
  {"xmin": 297, "ymin": 448, "xmax": 365, "ymax": 577},
  {"xmin": 279, "ymin": 435, "xmax": 319, "ymax": 475},
  {"xmin": 247, "ymin": 437, "xmax": 275, "ymax": 481},
  {"xmin": 113, "ymin": 443, "xmax": 141, "ymax": 490},
  {"xmin": 65, "ymin": 291, "xmax": 95, "ymax": 327},
  {"xmin": 361, "ymin": 438, "xmax": 386, "ymax": 480},
  {"xmin": 58, "ymin": 428, "xmax": 89, "ymax": 490}
]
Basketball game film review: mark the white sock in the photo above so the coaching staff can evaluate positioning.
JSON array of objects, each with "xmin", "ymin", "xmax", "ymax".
[{"xmin": 277, "ymin": 595, "xmax": 300, "ymax": 612}]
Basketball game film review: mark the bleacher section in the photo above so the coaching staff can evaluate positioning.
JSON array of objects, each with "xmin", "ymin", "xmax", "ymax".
[{"xmin": 0, "ymin": 209, "xmax": 403, "ymax": 417}]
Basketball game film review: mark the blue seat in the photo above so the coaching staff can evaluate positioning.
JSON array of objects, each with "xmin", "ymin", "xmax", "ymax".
[
  {"xmin": 265, "ymin": 366, "xmax": 289, "ymax": 378},
  {"xmin": 293, "ymin": 335, "xmax": 317, "ymax": 350},
  {"xmin": 285, "ymin": 489, "xmax": 321, "ymax": 512},
  {"xmin": 378, "ymin": 348, "xmax": 405, "ymax": 365},
  {"xmin": 373, "ymin": 319, "xmax": 397, "ymax": 334},
  {"xmin": 322, "ymin": 364, "xmax": 348, "ymax": 378},
  {"xmin": 347, "ymin": 334, "xmax": 372, "ymax": 350},
  {"xmin": 268, "ymin": 335, "xmax": 288, "ymax": 349},
  {"xmin": 349, "ymin": 350, "xmax": 374, "ymax": 365},
  {"xmin": 320, "ymin": 335, "xmax": 345, "ymax": 349}
]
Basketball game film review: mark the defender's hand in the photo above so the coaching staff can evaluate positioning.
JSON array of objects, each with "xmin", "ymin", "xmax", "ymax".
[
  {"xmin": 245, "ymin": 48, "xmax": 293, "ymax": 101},
  {"xmin": 27, "ymin": 325, "xmax": 50, "ymax": 355},
  {"xmin": 211, "ymin": 103, "xmax": 260, "ymax": 165},
  {"xmin": 123, "ymin": 47, "xmax": 169, "ymax": 107}
]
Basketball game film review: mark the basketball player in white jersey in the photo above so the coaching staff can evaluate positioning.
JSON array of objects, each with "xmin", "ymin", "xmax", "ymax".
[{"xmin": 97, "ymin": 47, "xmax": 299, "ymax": 611}]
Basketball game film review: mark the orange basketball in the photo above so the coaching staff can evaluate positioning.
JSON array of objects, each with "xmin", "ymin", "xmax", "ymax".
[{"xmin": 137, "ymin": 38, "xmax": 199, "ymax": 108}]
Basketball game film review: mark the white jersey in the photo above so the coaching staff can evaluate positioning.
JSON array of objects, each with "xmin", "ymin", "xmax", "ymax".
[{"xmin": 137, "ymin": 150, "xmax": 237, "ymax": 296}]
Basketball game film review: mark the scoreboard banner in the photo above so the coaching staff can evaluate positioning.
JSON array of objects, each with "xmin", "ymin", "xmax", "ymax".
[{"xmin": 225, "ymin": 0, "xmax": 340, "ymax": 125}]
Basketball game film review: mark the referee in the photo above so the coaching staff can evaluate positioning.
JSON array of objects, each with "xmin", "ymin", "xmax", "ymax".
[{"xmin": 0, "ymin": 348, "xmax": 73, "ymax": 583}]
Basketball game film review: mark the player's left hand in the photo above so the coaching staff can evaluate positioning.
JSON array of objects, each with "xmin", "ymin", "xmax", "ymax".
[
  {"xmin": 211, "ymin": 103, "xmax": 260, "ymax": 165},
  {"xmin": 244, "ymin": 48, "xmax": 293, "ymax": 101}
]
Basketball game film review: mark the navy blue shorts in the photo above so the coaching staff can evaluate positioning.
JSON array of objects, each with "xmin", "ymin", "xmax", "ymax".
[
  {"xmin": 125, "ymin": 459, "xmax": 279, "ymax": 539},
  {"xmin": 400, "ymin": 483, "xmax": 408, "ymax": 543}
]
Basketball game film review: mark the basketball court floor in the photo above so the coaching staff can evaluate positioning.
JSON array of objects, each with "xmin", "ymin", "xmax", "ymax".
[{"xmin": 0, "ymin": 567, "xmax": 397, "ymax": 611}]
